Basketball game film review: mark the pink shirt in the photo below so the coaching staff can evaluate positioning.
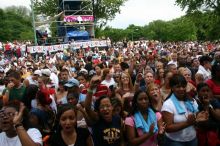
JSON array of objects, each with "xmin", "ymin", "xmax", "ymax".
[{"xmin": 125, "ymin": 112, "xmax": 161, "ymax": 146}]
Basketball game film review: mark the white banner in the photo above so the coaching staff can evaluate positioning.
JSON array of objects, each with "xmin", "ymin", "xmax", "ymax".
[{"xmin": 27, "ymin": 40, "xmax": 110, "ymax": 54}]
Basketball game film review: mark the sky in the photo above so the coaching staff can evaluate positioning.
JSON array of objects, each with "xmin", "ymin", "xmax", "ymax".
[{"xmin": 0, "ymin": 0, "xmax": 186, "ymax": 28}]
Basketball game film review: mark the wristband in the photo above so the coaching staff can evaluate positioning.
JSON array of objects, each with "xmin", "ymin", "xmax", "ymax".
[
  {"xmin": 14, "ymin": 123, "xmax": 23, "ymax": 129},
  {"xmin": 87, "ymin": 89, "xmax": 93, "ymax": 95},
  {"xmin": 135, "ymin": 82, "xmax": 140, "ymax": 86}
]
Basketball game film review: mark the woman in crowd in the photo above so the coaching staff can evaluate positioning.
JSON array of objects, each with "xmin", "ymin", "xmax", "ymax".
[
  {"xmin": 161, "ymin": 74, "xmax": 207, "ymax": 146},
  {"xmin": 101, "ymin": 68, "xmax": 116, "ymax": 88},
  {"xmin": 160, "ymin": 71, "xmax": 173, "ymax": 100},
  {"xmin": 115, "ymin": 72, "xmax": 134, "ymax": 100},
  {"xmin": 179, "ymin": 67, "xmax": 197, "ymax": 98},
  {"xmin": 49, "ymin": 104, "xmax": 93, "ymax": 146},
  {"xmin": 55, "ymin": 81, "xmax": 68, "ymax": 105},
  {"xmin": 95, "ymin": 63, "xmax": 103, "ymax": 78},
  {"xmin": 0, "ymin": 100, "xmax": 43, "ymax": 146},
  {"xmin": 147, "ymin": 83, "xmax": 163, "ymax": 112},
  {"xmin": 85, "ymin": 76, "xmax": 124, "ymax": 146},
  {"xmin": 115, "ymin": 72, "xmax": 134, "ymax": 114},
  {"xmin": 154, "ymin": 68, "xmax": 165, "ymax": 87},
  {"xmin": 196, "ymin": 83, "xmax": 220, "ymax": 146},
  {"xmin": 77, "ymin": 73, "xmax": 89, "ymax": 92},
  {"xmin": 125, "ymin": 90, "xmax": 164, "ymax": 146}
]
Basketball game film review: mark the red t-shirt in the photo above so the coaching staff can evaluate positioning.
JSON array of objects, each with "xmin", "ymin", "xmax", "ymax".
[
  {"xmin": 5, "ymin": 44, "xmax": 11, "ymax": 51},
  {"xmin": 81, "ymin": 84, "xmax": 109, "ymax": 99},
  {"xmin": 206, "ymin": 79, "xmax": 220, "ymax": 95}
]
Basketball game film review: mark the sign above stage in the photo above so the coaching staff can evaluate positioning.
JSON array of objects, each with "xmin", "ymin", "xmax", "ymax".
[{"xmin": 64, "ymin": 15, "xmax": 94, "ymax": 23}]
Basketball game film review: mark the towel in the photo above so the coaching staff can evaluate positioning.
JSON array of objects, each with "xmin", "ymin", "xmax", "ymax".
[
  {"xmin": 134, "ymin": 108, "xmax": 158, "ymax": 133},
  {"xmin": 170, "ymin": 93, "xmax": 198, "ymax": 114}
]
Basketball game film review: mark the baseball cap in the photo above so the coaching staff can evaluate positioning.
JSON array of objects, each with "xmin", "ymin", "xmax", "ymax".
[
  {"xmin": 41, "ymin": 69, "xmax": 51, "ymax": 77},
  {"xmin": 34, "ymin": 70, "xmax": 42, "ymax": 76},
  {"xmin": 89, "ymin": 70, "xmax": 96, "ymax": 76},
  {"xmin": 79, "ymin": 68, "xmax": 88, "ymax": 75},
  {"xmin": 64, "ymin": 78, "xmax": 79, "ymax": 88}
]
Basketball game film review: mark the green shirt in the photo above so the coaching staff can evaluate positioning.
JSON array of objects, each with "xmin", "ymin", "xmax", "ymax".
[{"xmin": 9, "ymin": 85, "xmax": 26, "ymax": 101}]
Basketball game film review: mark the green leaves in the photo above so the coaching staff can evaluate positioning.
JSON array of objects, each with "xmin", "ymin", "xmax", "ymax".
[
  {"xmin": 33, "ymin": 0, "xmax": 58, "ymax": 17},
  {"xmin": 97, "ymin": 11, "xmax": 220, "ymax": 42},
  {"xmin": 175, "ymin": 0, "xmax": 220, "ymax": 15},
  {"xmin": 0, "ymin": 7, "xmax": 34, "ymax": 41},
  {"xmin": 33, "ymin": 0, "xmax": 127, "ymax": 26}
]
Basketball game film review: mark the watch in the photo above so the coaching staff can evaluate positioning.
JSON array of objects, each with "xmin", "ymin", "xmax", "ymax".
[{"xmin": 14, "ymin": 123, "xmax": 23, "ymax": 129}]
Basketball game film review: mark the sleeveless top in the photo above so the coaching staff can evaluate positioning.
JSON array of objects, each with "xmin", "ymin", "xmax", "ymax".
[{"xmin": 92, "ymin": 115, "xmax": 122, "ymax": 146}]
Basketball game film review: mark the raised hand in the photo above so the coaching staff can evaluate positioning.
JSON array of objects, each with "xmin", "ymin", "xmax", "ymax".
[
  {"xmin": 13, "ymin": 102, "xmax": 25, "ymax": 125},
  {"xmin": 196, "ymin": 111, "xmax": 209, "ymax": 122},
  {"xmin": 90, "ymin": 76, "xmax": 101, "ymax": 89},
  {"xmin": 187, "ymin": 114, "xmax": 196, "ymax": 125},
  {"xmin": 159, "ymin": 122, "xmax": 166, "ymax": 134}
]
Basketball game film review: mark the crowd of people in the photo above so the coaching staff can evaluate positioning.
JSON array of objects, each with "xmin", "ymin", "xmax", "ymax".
[{"xmin": 0, "ymin": 40, "xmax": 220, "ymax": 146}]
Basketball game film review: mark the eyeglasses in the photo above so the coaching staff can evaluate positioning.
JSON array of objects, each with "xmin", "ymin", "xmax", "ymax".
[
  {"xmin": 0, "ymin": 112, "xmax": 15, "ymax": 119},
  {"xmin": 99, "ymin": 105, "xmax": 112, "ymax": 110},
  {"xmin": 121, "ymin": 76, "xmax": 129, "ymax": 79}
]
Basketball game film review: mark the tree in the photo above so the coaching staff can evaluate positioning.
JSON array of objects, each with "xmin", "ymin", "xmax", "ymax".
[
  {"xmin": 0, "ymin": 7, "xmax": 33, "ymax": 41},
  {"xmin": 33, "ymin": 0, "xmax": 127, "ymax": 26},
  {"xmin": 175, "ymin": 0, "xmax": 220, "ymax": 15}
]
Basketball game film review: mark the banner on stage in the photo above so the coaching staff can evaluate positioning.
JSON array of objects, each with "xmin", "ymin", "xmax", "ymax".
[
  {"xmin": 27, "ymin": 40, "xmax": 110, "ymax": 54},
  {"xmin": 64, "ymin": 15, "xmax": 94, "ymax": 23}
]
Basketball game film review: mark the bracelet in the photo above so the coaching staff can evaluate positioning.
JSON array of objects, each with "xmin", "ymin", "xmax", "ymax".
[
  {"xmin": 209, "ymin": 104, "xmax": 213, "ymax": 109},
  {"xmin": 135, "ymin": 81, "xmax": 139, "ymax": 85},
  {"xmin": 14, "ymin": 123, "xmax": 23, "ymax": 129},
  {"xmin": 87, "ymin": 89, "xmax": 93, "ymax": 95}
]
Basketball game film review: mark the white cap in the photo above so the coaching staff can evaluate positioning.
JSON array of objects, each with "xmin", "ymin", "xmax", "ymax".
[
  {"xmin": 34, "ymin": 70, "xmax": 42, "ymax": 76},
  {"xmin": 79, "ymin": 68, "xmax": 88, "ymax": 74},
  {"xmin": 41, "ymin": 69, "xmax": 51, "ymax": 77}
]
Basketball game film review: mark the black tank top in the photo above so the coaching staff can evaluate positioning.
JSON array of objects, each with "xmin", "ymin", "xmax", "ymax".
[{"xmin": 92, "ymin": 115, "xmax": 122, "ymax": 146}]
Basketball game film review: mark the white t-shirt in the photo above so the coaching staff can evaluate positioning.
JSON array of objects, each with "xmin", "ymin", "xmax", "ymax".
[
  {"xmin": 161, "ymin": 98, "xmax": 197, "ymax": 142},
  {"xmin": 101, "ymin": 78, "xmax": 115, "ymax": 88},
  {"xmin": 0, "ymin": 128, "xmax": 43, "ymax": 146},
  {"xmin": 26, "ymin": 76, "xmax": 38, "ymax": 86},
  {"xmin": 50, "ymin": 72, "xmax": 59, "ymax": 89}
]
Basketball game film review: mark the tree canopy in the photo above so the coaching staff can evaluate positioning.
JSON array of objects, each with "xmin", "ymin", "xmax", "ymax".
[
  {"xmin": 175, "ymin": 0, "xmax": 220, "ymax": 15},
  {"xmin": 96, "ymin": 10, "xmax": 219, "ymax": 42},
  {"xmin": 33, "ymin": 0, "xmax": 127, "ymax": 26},
  {"xmin": 0, "ymin": 6, "xmax": 34, "ymax": 42}
]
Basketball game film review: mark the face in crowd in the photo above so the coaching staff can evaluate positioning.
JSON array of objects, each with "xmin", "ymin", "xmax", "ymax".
[
  {"xmin": 58, "ymin": 106, "xmax": 77, "ymax": 133},
  {"xmin": 132, "ymin": 91, "xmax": 149, "ymax": 113},
  {"xmin": 144, "ymin": 72, "xmax": 154, "ymax": 84},
  {"xmin": 61, "ymin": 71, "xmax": 69, "ymax": 81},
  {"xmin": 96, "ymin": 96, "xmax": 113, "ymax": 123}
]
